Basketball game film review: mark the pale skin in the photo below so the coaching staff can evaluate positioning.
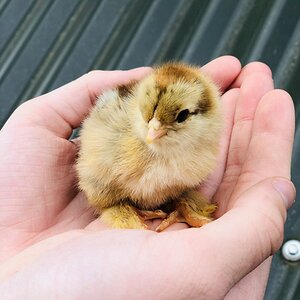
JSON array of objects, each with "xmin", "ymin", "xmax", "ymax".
[{"xmin": 0, "ymin": 56, "xmax": 296, "ymax": 299}]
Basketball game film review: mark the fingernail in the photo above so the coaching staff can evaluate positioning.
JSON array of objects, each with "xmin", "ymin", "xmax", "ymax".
[{"xmin": 272, "ymin": 178, "xmax": 296, "ymax": 209}]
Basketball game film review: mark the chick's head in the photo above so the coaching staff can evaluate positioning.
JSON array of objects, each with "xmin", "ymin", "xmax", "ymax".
[{"xmin": 134, "ymin": 63, "xmax": 222, "ymax": 152}]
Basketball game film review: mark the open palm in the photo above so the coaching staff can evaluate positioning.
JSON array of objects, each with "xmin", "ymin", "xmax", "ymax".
[{"xmin": 0, "ymin": 56, "xmax": 295, "ymax": 299}]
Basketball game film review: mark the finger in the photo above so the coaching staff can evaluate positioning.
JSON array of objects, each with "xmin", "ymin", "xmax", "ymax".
[
  {"xmin": 10, "ymin": 68, "xmax": 152, "ymax": 138},
  {"xmin": 233, "ymin": 90, "xmax": 295, "ymax": 200},
  {"xmin": 231, "ymin": 72, "xmax": 274, "ymax": 165},
  {"xmin": 234, "ymin": 73, "xmax": 274, "ymax": 124},
  {"xmin": 215, "ymin": 73, "xmax": 274, "ymax": 212},
  {"xmin": 200, "ymin": 88, "xmax": 239, "ymax": 200},
  {"xmin": 160, "ymin": 178, "xmax": 295, "ymax": 299},
  {"xmin": 231, "ymin": 62, "xmax": 272, "ymax": 88},
  {"xmin": 201, "ymin": 56, "xmax": 241, "ymax": 91},
  {"xmin": 247, "ymin": 89, "xmax": 295, "ymax": 177}
]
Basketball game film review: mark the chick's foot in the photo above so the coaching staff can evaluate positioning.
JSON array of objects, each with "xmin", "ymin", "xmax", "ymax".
[
  {"xmin": 100, "ymin": 203, "xmax": 148, "ymax": 229},
  {"xmin": 155, "ymin": 193, "xmax": 217, "ymax": 232}
]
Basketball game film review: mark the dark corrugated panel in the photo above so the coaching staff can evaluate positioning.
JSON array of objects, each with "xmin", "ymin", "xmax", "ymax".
[{"xmin": 0, "ymin": 0, "xmax": 299, "ymax": 298}]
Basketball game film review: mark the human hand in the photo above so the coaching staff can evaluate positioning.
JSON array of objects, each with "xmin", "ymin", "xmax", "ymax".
[{"xmin": 0, "ymin": 56, "xmax": 295, "ymax": 299}]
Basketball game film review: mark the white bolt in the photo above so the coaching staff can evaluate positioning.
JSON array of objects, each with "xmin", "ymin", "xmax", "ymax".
[{"xmin": 282, "ymin": 240, "xmax": 300, "ymax": 262}]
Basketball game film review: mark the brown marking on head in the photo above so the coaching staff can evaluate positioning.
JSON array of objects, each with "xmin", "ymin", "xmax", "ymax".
[
  {"xmin": 157, "ymin": 86, "xmax": 167, "ymax": 100},
  {"xmin": 117, "ymin": 81, "xmax": 137, "ymax": 98},
  {"xmin": 155, "ymin": 62, "xmax": 202, "ymax": 86},
  {"xmin": 139, "ymin": 62, "xmax": 219, "ymax": 127},
  {"xmin": 140, "ymin": 96, "xmax": 157, "ymax": 122},
  {"xmin": 151, "ymin": 64, "xmax": 200, "ymax": 124},
  {"xmin": 197, "ymin": 77, "xmax": 217, "ymax": 115},
  {"xmin": 197, "ymin": 92, "xmax": 212, "ymax": 114},
  {"xmin": 155, "ymin": 98, "xmax": 181, "ymax": 124}
]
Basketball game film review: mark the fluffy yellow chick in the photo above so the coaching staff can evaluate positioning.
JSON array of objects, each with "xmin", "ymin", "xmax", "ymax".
[{"xmin": 76, "ymin": 62, "xmax": 222, "ymax": 232}]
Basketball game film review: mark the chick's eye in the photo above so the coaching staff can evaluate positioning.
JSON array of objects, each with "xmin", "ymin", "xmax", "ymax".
[{"xmin": 176, "ymin": 109, "xmax": 189, "ymax": 123}]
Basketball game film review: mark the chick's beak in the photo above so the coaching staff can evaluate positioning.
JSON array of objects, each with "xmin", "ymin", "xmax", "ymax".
[
  {"xmin": 146, "ymin": 127, "xmax": 167, "ymax": 143},
  {"xmin": 146, "ymin": 118, "xmax": 168, "ymax": 143}
]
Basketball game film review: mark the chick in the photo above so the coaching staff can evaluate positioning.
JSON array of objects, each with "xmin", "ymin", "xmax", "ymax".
[{"xmin": 76, "ymin": 62, "xmax": 222, "ymax": 232}]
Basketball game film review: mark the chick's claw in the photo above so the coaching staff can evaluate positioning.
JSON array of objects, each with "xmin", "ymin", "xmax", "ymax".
[
  {"xmin": 155, "ymin": 211, "xmax": 180, "ymax": 232},
  {"xmin": 155, "ymin": 200, "xmax": 217, "ymax": 232},
  {"xmin": 138, "ymin": 209, "xmax": 167, "ymax": 220}
]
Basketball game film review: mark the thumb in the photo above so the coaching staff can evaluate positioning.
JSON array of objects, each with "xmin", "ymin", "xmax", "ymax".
[
  {"xmin": 167, "ymin": 177, "xmax": 296, "ymax": 299},
  {"xmin": 201, "ymin": 177, "xmax": 295, "ymax": 291}
]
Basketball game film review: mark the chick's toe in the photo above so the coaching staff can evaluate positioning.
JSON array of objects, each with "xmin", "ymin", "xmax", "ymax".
[
  {"xmin": 138, "ymin": 209, "xmax": 167, "ymax": 220},
  {"xmin": 155, "ymin": 196, "xmax": 217, "ymax": 232}
]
